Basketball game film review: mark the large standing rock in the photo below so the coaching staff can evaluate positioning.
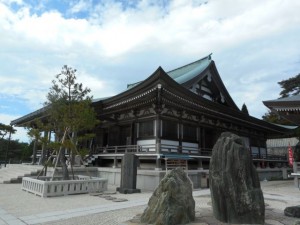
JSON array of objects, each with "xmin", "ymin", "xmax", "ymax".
[
  {"xmin": 141, "ymin": 167, "xmax": 195, "ymax": 225},
  {"xmin": 209, "ymin": 132, "xmax": 265, "ymax": 224}
]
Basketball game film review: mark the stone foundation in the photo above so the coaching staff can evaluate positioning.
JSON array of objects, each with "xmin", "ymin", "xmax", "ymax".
[{"xmin": 97, "ymin": 167, "xmax": 289, "ymax": 191}]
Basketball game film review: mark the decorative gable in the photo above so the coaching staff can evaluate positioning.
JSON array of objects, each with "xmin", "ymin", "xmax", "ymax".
[{"xmin": 189, "ymin": 72, "xmax": 228, "ymax": 106}]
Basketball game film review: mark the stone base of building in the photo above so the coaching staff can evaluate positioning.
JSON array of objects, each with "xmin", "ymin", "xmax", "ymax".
[
  {"xmin": 41, "ymin": 166, "xmax": 291, "ymax": 192},
  {"xmin": 96, "ymin": 167, "xmax": 291, "ymax": 191}
]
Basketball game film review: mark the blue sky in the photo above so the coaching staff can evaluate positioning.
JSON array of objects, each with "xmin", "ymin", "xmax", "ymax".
[{"xmin": 0, "ymin": 0, "xmax": 300, "ymax": 142}]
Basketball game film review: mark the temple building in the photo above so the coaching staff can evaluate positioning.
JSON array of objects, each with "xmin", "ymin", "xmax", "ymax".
[
  {"xmin": 263, "ymin": 95, "xmax": 300, "ymax": 126},
  {"xmin": 11, "ymin": 54, "xmax": 292, "ymax": 171}
]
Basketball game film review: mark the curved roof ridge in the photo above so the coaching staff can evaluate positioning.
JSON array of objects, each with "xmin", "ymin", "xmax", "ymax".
[
  {"xmin": 264, "ymin": 94, "xmax": 300, "ymax": 103},
  {"xmin": 171, "ymin": 55, "xmax": 212, "ymax": 84},
  {"xmin": 126, "ymin": 53, "xmax": 212, "ymax": 89},
  {"xmin": 167, "ymin": 53, "xmax": 212, "ymax": 80}
]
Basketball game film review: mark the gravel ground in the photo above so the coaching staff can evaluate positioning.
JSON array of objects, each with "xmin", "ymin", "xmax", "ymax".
[{"xmin": 0, "ymin": 180, "xmax": 300, "ymax": 225}]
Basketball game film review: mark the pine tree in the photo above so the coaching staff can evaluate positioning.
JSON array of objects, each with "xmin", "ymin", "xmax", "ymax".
[
  {"xmin": 241, "ymin": 103, "xmax": 249, "ymax": 115},
  {"xmin": 278, "ymin": 73, "xmax": 300, "ymax": 97},
  {"xmin": 28, "ymin": 65, "xmax": 98, "ymax": 180}
]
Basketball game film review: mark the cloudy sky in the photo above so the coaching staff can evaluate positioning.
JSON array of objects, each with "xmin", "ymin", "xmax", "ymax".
[{"xmin": 0, "ymin": 0, "xmax": 300, "ymax": 142}]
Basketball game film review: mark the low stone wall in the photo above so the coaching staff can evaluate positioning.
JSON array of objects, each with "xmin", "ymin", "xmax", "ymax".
[
  {"xmin": 257, "ymin": 168, "xmax": 290, "ymax": 181},
  {"xmin": 22, "ymin": 176, "xmax": 108, "ymax": 197}
]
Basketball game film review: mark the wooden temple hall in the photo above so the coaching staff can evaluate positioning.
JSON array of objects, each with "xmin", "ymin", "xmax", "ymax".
[{"xmin": 11, "ymin": 54, "xmax": 293, "ymax": 170}]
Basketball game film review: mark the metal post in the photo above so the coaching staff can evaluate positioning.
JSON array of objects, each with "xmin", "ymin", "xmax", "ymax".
[
  {"xmin": 4, "ymin": 127, "xmax": 12, "ymax": 167},
  {"xmin": 32, "ymin": 139, "xmax": 38, "ymax": 165}
]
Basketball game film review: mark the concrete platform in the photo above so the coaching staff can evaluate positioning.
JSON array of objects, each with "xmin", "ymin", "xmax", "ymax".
[{"xmin": 0, "ymin": 180, "xmax": 300, "ymax": 225}]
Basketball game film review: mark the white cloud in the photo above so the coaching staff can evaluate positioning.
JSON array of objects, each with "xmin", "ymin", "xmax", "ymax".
[
  {"xmin": 69, "ymin": 0, "xmax": 91, "ymax": 14},
  {"xmin": 0, "ymin": 0, "xmax": 300, "ymax": 141}
]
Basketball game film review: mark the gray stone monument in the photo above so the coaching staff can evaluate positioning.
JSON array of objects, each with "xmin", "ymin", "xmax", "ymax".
[
  {"xmin": 74, "ymin": 155, "xmax": 82, "ymax": 167},
  {"xmin": 141, "ymin": 168, "xmax": 195, "ymax": 225},
  {"xmin": 209, "ymin": 132, "xmax": 265, "ymax": 224},
  {"xmin": 117, "ymin": 153, "xmax": 140, "ymax": 194}
]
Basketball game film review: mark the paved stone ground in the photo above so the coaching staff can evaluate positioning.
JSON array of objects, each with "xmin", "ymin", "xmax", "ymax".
[{"xmin": 0, "ymin": 180, "xmax": 299, "ymax": 225}]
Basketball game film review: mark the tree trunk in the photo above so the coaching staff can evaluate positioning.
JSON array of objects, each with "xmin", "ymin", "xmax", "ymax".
[
  {"xmin": 60, "ymin": 148, "xmax": 69, "ymax": 180},
  {"xmin": 52, "ymin": 128, "xmax": 69, "ymax": 180}
]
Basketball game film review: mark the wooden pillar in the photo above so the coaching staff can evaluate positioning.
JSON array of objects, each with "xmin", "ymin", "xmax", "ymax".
[
  {"xmin": 178, "ymin": 122, "xmax": 182, "ymax": 154},
  {"xmin": 155, "ymin": 156, "xmax": 162, "ymax": 171},
  {"xmin": 156, "ymin": 117, "xmax": 161, "ymax": 154},
  {"xmin": 113, "ymin": 156, "xmax": 118, "ymax": 168},
  {"xmin": 258, "ymin": 139, "xmax": 261, "ymax": 159},
  {"xmin": 130, "ymin": 122, "xmax": 135, "ymax": 145},
  {"xmin": 197, "ymin": 158, "xmax": 203, "ymax": 170},
  {"xmin": 201, "ymin": 127, "xmax": 206, "ymax": 150},
  {"xmin": 154, "ymin": 83, "xmax": 163, "ymax": 170},
  {"xmin": 107, "ymin": 127, "xmax": 110, "ymax": 146}
]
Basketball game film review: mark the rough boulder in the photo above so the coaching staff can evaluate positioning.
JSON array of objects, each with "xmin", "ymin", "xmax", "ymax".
[
  {"xmin": 284, "ymin": 206, "xmax": 300, "ymax": 218},
  {"xmin": 209, "ymin": 132, "xmax": 265, "ymax": 224},
  {"xmin": 140, "ymin": 167, "xmax": 195, "ymax": 225}
]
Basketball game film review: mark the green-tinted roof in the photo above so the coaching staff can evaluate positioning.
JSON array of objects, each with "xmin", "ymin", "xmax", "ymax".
[
  {"xmin": 168, "ymin": 54, "xmax": 212, "ymax": 84},
  {"xmin": 127, "ymin": 54, "xmax": 212, "ymax": 89}
]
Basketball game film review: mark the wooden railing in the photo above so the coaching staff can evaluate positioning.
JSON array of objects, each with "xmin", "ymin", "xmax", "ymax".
[
  {"xmin": 92, "ymin": 144, "xmax": 213, "ymax": 156},
  {"xmin": 166, "ymin": 159, "xmax": 188, "ymax": 171},
  {"xmin": 93, "ymin": 145, "xmax": 140, "ymax": 154},
  {"xmin": 89, "ymin": 144, "xmax": 288, "ymax": 162},
  {"xmin": 251, "ymin": 153, "xmax": 287, "ymax": 161}
]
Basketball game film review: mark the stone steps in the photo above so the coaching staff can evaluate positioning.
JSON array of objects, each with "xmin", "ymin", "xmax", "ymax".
[
  {"xmin": 0, "ymin": 164, "xmax": 43, "ymax": 184},
  {"xmin": 84, "ymin": 154, "xmax": 101, "ymax": 166}
]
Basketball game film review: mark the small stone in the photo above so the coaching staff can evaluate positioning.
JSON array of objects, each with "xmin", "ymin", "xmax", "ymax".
[
  {"xmin": 104, "ymin": 196, "xmax": 117, "ymax": 200},
  {"xmin": 89, "ymin": 192, "xmax": 102, "ymax": 196},
  {"xmin": 99, "ymin": 195, "xmax": 110, "ymax": 198},
  {"xmin": 103, "ymin": 191, "xmax": 117, "ymax": 195},
  {"xmin": 284, "ymin": 206, "xmax": 300, "ymax": 218},
  {"xmin": 112, "ymin": 198, "xmax": 128, "ymax": 202},
  {"xmin": 265, "ymin": 219, "xmax": 284, "ymax": 225},
  {"xmin": 129, "ymin": 215, "xmax": 141, "ymax": 223}
]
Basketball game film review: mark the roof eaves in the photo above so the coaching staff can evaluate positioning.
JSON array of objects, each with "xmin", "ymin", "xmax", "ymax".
[{"xmin": 10, "ymin": 106, "xmax": 49, "ymax": 126}]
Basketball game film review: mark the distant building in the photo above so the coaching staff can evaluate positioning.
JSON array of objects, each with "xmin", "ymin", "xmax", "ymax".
[
  {"xmin": 263, "ymin": 95, "xmax": 300, "ymax": 125},
  {"xmin": 12, "ymin": 54, "xmax": 292, "ymax": 170},
  {"xmin": 263, "ymin": 95, "xmax": 299, "ymax": 162}
]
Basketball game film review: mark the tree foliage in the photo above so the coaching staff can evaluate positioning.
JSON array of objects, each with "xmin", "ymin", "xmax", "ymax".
[
  {"xmin": 0, "ymin": 138, "xmax": 30, "ymax": 164},
  {"xmin": 46, "ymin": 65, "xmax": 97, "ymax": 137},
  {"xmin": 28, "ymin": 65, "xmax": 98, "ymax": 179},
  {"xmin": 262, "ymin": 110, "xmax": 293, "ymax": 125},
  {"xmin": 278, "ymin": 73, "xmax": 300, "ymax": 98},
  {"xmin": 0, "ymin": 123, "xmax": 16, "ymax": 140},
  {"xmin": 241, "ymin": 103, "xmax": 249, "ymax": 115}
]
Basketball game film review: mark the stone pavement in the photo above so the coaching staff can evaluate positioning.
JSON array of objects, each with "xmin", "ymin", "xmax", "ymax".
[{"xmin": 0, "ymin": 180, "xmax": 299, "ymax": 225}]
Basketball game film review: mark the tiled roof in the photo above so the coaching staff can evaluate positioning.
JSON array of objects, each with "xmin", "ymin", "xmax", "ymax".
[
  {"xmin": 127, "ymin": 54, "xmax": 212, "ymax": 89},
  {"xmin": 168, "ymin": 54, "xmax": 212, "ymax": 84},
  {"xmin": 264, "ymin": 95, "xmax": 300, "ymax": 103}
]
